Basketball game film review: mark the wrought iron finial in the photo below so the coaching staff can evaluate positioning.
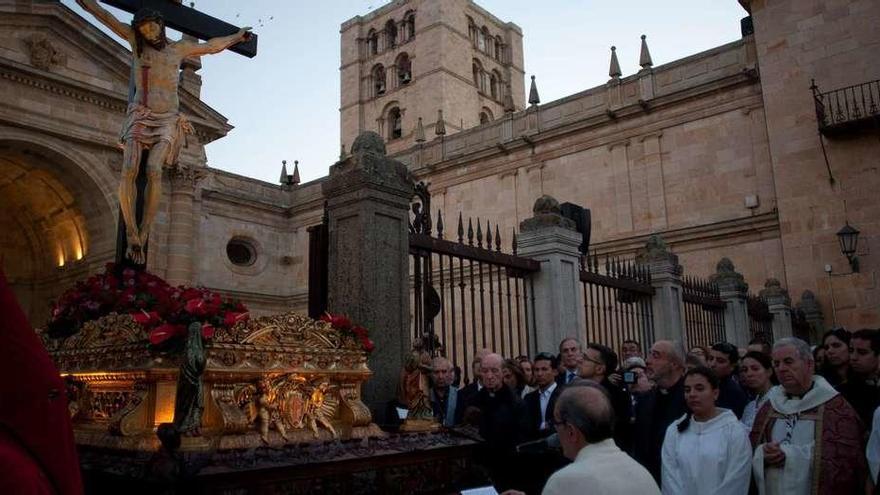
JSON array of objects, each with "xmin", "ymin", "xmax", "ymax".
[
  {"xmin": 467, "ymin": 218, "xmax": 474, "ymax": 246},
  {"xmin": 436, "ymin": 209, "xmax": 444, "ymax": 239},
  {"xmin": 476, "ymin": 220, "xmax": 483, "ymax": 248},
  {"xmin": 512, "ymin": 229, "xmax": 518, "ymax": 255},
  {"xmin": 495, "ymin": 224, "xmax": 501, "ymax": 252},
  {"xmin": 486, "ymin": 220, "xmax": 493, "ymax": 248}
]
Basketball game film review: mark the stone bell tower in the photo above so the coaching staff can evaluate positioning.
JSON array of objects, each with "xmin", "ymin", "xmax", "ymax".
[{"xmin": 339, "ymin": 0, "xmax": 525, "ymax": 156}]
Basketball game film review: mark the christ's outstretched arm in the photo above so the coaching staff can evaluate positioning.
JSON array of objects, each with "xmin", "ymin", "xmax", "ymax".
[
  {"xmin": 76, "ymin": 0, "xmax": 133, "ymax": 40},
  {"xmin": 179, "ymin": 27, "xmax": 251, "ymax": 57}
]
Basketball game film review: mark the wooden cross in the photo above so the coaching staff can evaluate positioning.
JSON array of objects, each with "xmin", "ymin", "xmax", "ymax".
[{"xmin": 101, "ymin": 0, "xmax": 258, "ymax": 57}]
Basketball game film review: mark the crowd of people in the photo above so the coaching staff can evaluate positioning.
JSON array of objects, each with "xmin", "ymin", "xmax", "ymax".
[{"xmin": 420, "ymin": 330, "xmax": 880, "ymax": 494}]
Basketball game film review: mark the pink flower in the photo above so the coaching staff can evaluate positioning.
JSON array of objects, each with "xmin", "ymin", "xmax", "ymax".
[
  {"xmin": 201, "ymin": 324, "xmax": 215, "ymax": 339},
  {"xmin": 223, "ymin": 311, "xmax": 249, "ymax": 328}
]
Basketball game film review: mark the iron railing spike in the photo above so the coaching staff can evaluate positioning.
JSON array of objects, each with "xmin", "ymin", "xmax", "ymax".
[
  {"xmin": 512, "ymin": 229, "xmax": 518, "ymax": 255},
  {"xmin": 486, "ymin": 220, "xmax": 493, "ymax": 247},
  {"xmin": 436, "ymin": 209, "xmax": 444, "ymax": 239},
  {"xmin": 495, "ymin": 224, "xmax": 501, "ymax": 252},
  {"xmin": 467, "ymin": 218, "xmax": 474, "ymax": 245},
  {"xmin": 476, "ymin": 219, "xmax": 483, "ymax": 248}
]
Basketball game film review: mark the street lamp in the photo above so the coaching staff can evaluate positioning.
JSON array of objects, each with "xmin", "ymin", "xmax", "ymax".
[{"xmin": 836, "ymin": 222, "xmax": 860, "ymax": 273}]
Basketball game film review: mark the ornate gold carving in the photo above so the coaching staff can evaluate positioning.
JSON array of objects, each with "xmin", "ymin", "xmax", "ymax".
[
  {"xmin": 109, "ymin": 382, "xmax": 150, "ymax": 436},
  {"xmin": 23, "ymin": 34, "xmax": 66, "ymax": 71},
  {"xmin": 49, "ymin": 310, "xmax": 378, "ymax": 451}
]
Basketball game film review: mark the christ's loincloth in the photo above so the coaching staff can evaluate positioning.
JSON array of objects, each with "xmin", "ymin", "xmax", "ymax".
[{"xmin": 120, "ymin": 104, "xmax": 195, "ymax": 167}]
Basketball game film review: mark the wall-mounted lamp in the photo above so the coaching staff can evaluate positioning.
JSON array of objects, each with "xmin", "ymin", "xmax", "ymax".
[{"xmin": 836, "ymin": 222, "xmax": 860, "ymax": 273}]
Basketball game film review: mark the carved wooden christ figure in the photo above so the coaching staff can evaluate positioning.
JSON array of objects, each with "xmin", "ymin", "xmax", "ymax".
[{"xmin": 77, "ymin": 0, "xmax": 251, "ymax": 264}]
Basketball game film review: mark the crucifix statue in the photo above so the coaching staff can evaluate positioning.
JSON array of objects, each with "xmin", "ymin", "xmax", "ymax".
[{"xmin": 77, "ymin": 0, "xmax": 256, "ymax": 265}]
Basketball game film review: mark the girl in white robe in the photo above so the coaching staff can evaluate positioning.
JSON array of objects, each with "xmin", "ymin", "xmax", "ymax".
[{"xmin": 661, "ymin": 366, "xmax": 752, "ymax": 495}]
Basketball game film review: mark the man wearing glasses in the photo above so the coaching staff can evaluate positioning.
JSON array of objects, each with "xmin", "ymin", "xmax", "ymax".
[
  {"xmin": 578, "ymin": 343, "xmax": 632, "ymax": 452},
  {"xmin": 538, "ymin": 382, "xmax": 659, "ymax": 495}
]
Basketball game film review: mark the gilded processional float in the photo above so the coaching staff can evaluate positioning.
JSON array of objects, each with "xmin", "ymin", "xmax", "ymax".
[{"xmin": 43, "ymin": 265, "xmax": 381, "ymax": 453}]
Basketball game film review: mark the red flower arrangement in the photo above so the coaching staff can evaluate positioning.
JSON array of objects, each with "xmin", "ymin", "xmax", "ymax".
[
  {"xmin": 47, "ymin": 263, "xmax": 248, "ymax": 349},
  {"xmin": 320, "ymin": 313, "xmax": 375, "ymax": 354}
]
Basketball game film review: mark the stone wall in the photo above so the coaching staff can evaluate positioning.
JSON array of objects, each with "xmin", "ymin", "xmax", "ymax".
[{"xmin": 746, "ymin": 0, "xmax": 880, "ymax": 327}]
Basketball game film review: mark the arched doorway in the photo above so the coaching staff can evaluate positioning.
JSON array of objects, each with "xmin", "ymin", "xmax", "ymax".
[{"xmin": 0, "ymin": 140, "xmax": 116, "ymax": 326}]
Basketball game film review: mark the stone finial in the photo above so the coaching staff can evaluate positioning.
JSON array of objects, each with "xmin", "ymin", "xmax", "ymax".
[
  {"xmin": 528, "ymin": 75, "xmax": 540, "ymax": 106},
  {"xmin": 519, "ymin": 195, "xmax": 575, "ymax": 232},
  {"xmin": 639, "ymin": 35, "xmax": 653, "ymax": 70},
  {"xmin": 339, "ymin": 144, "xmax": 347, "ymax": 160},
  {"xmin": 759, "ymin": 278, "xmax": 790, "ymax": 305},
  {"xmin": 292, "ymin": 160, "xmax": 301, "ymax": 185},
  {"xmin": 351, "ymin": 131, "xmax": 387, "ymax": 157},
  {"xmin": 710, "ymin": 257, "xmax": 748, "ymax": 292},
  {"xmin": 279, "ymin": 160, "xmax": 289, "ymax": 185},
  {"xmin": 414, "ymin": 117, "xmax": 426, "ymax": 143},
  {"xmin": 609, "ymin": 46, "xmax": 622, "ymax": 79},
  {"xmin": 797, "ymin": 290, "xmax": 823, "ymax": 318},
  {"xmin": 503, "ymin": 82, "xmax": 516, "ymax": 113},
  {"xmin": 434, "ymin": 110, "xmax": 446, "ymax": 136},
  {"xmin": 636, "ymin": 234, "xmax": 679, "ymax": 267}
]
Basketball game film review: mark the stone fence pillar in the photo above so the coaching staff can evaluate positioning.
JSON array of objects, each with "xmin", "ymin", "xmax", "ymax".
[
  {"xmin": 797, "ymin": 290, "xmax": 825, "ymax": 343},
  {"xmin": 516, "ymin": 196, "xmax": 584, "ymax": 355},
  {"xmin": 759, "ymin": 278, "xmax": 793, "ymax": 340},
  {"xmin": 711, "ymin": 258, "xmax": 750, "ymax": 347},
  {"xmin": 322, "ymin": 132, "xmax": 414, "ymax": 423},
  {"xmin": 638, "ymin": 235, "xmax": 686, "ymax": 346}
]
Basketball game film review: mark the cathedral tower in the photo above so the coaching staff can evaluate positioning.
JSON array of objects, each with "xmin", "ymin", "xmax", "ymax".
[{"xmin": 339, "ymin": 0, "xmax": 525, "ymax": 155}]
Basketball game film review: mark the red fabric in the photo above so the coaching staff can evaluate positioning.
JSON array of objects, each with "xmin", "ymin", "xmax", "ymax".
[
  {"xmin": 750, "ymin": 394, "xmax": 866, "ymax": 495},
  {"xmin": 0, "ymin": 428, "xmax": 54, "ymax": 495},
  {"xmin": 0, "ymin": 269, "xmax": 83, "ymax": 495}
]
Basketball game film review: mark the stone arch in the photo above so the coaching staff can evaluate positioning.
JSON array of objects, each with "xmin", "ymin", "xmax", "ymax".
[{"xmin": 0, "ymin": 131, "xmax": 117, "ymax": 324}]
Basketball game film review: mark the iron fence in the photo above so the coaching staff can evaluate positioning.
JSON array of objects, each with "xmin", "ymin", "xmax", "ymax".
[
  {"xmin": 580, "ymin": 254, "xmax": 655, "ymax": 357},
  {"xmin": 748, "ymin": 293, "xmax": 774, "ymax": 344},
  {"xmin": 791, "ymin": 307, "xmax": 813, "ymax": 344},
  {"xmin": 409, "ymin": 183, "xmax": 540, "ymax": 384},
  {"xmin": 682, "ymin": 276, "xmax": 725, "ymax": 349}
]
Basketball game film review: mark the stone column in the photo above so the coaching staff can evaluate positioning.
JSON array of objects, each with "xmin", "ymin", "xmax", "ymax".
[
  {"xmin": 322, "ymin": 131, "xmax": 414, "ymax": 422},
  {"xmin": 516, "ymin": 195, "xmax": 584, "ymax": 354},
  {"xmin": 710, "ymin": 258, "xmax": 750, "ymax": 347},
  {"xmin": 796, "ymin": 290, "xmax": 825, "ymax": 342},
  {"xmin": 165, "ymin": 166, "xmax": 204, "ymax": 286},
  {"xmin": 638, "ymin": 235, "xmax": 686, "ymax": 345},
  {"xmin": 760, "ymin": 278, "xmax": 793, "ymax": 339}
]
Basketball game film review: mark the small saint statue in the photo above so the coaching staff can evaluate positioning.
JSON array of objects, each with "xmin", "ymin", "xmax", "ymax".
[
  {"xmin": 398, "ymin": 335, "xmax": 440, "ymax": 431},
  {"xmin": 76, "ymin": 0, "xmax": 251, "ymax": 264},
  {"xmin": 172, "ymin": 322, "xmax": 206, "ymax": 436}
]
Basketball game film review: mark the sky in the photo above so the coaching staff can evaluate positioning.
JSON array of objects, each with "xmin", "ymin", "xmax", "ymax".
[{"xmin": 61, "ymin": 1, "xmax": 747, "ymax": 185}]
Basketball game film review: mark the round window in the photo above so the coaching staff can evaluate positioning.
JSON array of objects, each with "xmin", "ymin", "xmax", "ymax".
[{"xmin": 226, "ymin": 239, "xmax": 256, "ymax": 266}]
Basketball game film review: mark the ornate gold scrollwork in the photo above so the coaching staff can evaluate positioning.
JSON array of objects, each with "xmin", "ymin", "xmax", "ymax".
[{"xmin": 109, "ymin": 382, "xmax": 150, "ymax": 436}]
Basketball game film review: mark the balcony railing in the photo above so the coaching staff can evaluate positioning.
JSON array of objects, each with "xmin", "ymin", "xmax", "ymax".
[{"xmin": 812, "ymin": 78, "xmax": 880, "ymax": 136}]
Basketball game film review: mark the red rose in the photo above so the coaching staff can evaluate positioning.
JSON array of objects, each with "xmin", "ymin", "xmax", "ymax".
[
  {"xmin": 185, "ymin": 298, "xmax": 206, "ymax": 316},
  {"xmin": 223, "ymin": 311, "xmax": 249, "ymax": 327},
  {"xmin": 181, "ymin": 288, "xmax": 202, "ymax": 301},
  {"xmin": 149, "ymin": 323, "xmax": 185, "ymax": 346},
  {"xmin": 131, "ymin": 310, "xmax": 160, "ymax": 326},
  {"xmin": 329, "ymin": 315, "xmax": 352, "ymax": 331},
  {"xmin": 201, "ymin": 324, "xmax": 215, "ymax": 339},
  {"xmin": 363, "ymin": 338, "xmax": 375, "ymax": 353},
  {"xmin": 352, "ymin": 326, "xmax": 368, "ymax": 338}
]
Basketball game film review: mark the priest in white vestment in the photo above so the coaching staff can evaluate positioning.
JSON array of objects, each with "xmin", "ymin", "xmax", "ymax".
[
  {"xmin": 661, "ymin": 366, "xmax": 751, "ymax": 495},
  {"xmin": 750, "ymin": 338, "xmax": 866, "ymax": 495}
]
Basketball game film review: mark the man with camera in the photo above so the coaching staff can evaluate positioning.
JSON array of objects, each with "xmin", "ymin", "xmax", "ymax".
[{"xmin": 578, "ymin": 343, "xmax": 632, "ymax": 452}]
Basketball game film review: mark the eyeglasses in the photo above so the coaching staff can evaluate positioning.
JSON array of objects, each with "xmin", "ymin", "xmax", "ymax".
[
  {"xmin": 582, "ymin": 355, "xmax": 603, "ymax": 366},
  {"xmin": 550, "ymin": 418, "xmax": 568, "ymax": 430}
]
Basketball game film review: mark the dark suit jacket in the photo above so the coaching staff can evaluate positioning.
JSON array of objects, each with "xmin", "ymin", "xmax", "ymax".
[
  {"xmin": 633, "ymin": 376, "xmax": 687, "ymax": 482},
  {"xmin": 455, "ymin": 381, "xmax": 480, "ymax": 424},
  {"xmin": 524, "ymin": 383, "xmax": 563, "ymax": 439},
  {"xmin": 555, "ymin": 368, "xmax": 579, "ymax": 387},
  {"xmin": 717, "ymin": 375, "xmax": 749, "ymax": 419}
]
